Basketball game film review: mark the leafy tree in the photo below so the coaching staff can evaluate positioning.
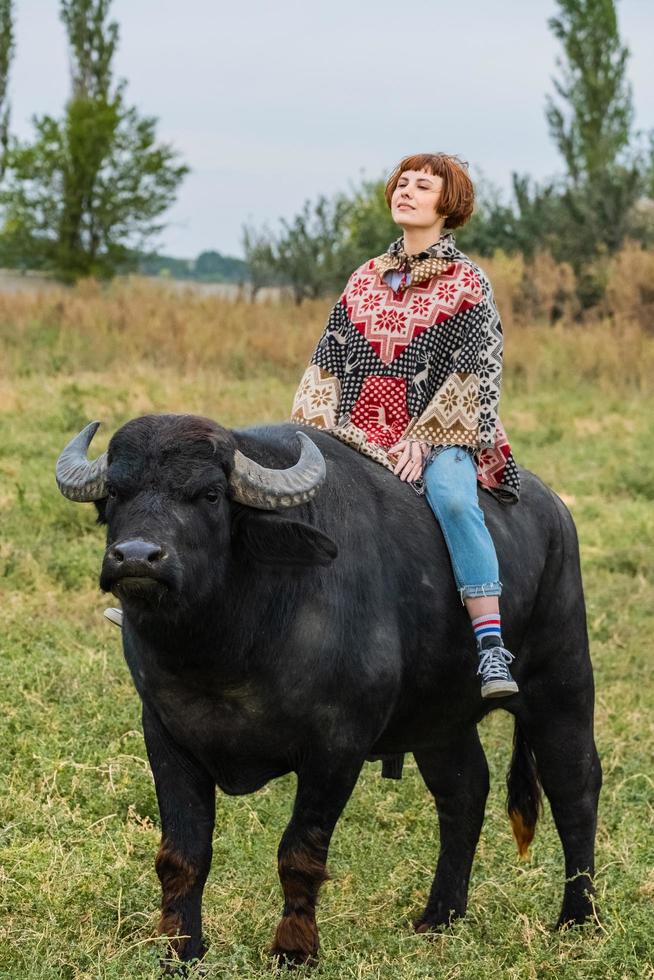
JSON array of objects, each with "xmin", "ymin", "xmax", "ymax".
[
  {"xmin": 274, "ymin": 195, "xmax": 355, "ymax": 303},
  {"xmin": 546, "ymin": 0, "xmax": 632, "ymax": 184},
  {"xmin": 545, "ymin": 0, "xmax": 642, "ymax": 274},
  {"xmin": 507, "ymin": 175, "xmax": 569, "ymax": 261},
  {"xmin": 243, "ymin": 196, "xmax": 356, "ymax": 304},
  {"xmin": 0, "ymin": 0, "xmax": 187, "ymax": 281},
  {"xmin": 456, "ymin": 176, "xmax": 519, "ymax": 257},
  {"xmin": 194, "ymin": 249, "xmax": 246, "ymax": 283},
  {"xmin": 0, "ymin": 0, "xmax": 14, "ymax": 180},
  {"xmin": 633, "ymin": 136, "xmax": 654, "ymax": 248},
  {"xmin": 344, "ymin": 178, "xmax": 397, "ymax": 265},
  {"xmin": 61, "ymin": 0, "xmax": 117, "ymax": 101},
  {"xmin": 242, "ymin": 224, "xmax": 278, "ymax": 299}
]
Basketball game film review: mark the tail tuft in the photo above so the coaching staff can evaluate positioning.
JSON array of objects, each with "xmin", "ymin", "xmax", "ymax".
[{"xmin": 507, "ymin": 722, "xmax": 542, "ymax": 859}]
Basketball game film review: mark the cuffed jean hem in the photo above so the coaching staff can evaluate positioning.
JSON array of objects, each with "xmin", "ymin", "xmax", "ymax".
[{"xmin": 458, "ymin": 581, "xmax": 503, "ymax": 603}]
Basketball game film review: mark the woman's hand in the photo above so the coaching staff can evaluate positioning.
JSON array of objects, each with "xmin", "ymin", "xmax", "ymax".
[{"xmin": 388, "ymin": 439, "xmax": 430, "ymax": 483}]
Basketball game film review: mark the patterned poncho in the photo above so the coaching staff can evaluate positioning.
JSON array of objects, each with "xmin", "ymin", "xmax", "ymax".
[{"xmin": 290, "ymin": 233, "xmax": 520, "ymax": 502}]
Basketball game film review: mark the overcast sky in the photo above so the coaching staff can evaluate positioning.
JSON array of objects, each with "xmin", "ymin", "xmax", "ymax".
[{"xmin": 11, "ymin": 0, "xmax": 654, "ymax": 258}]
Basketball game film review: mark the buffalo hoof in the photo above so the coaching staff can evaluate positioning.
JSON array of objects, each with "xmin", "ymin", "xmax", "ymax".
[
  {"xmin": 160, "ymin": 943, "xmax": 208, "ymax": 977},
  {"xmin": 270, "ymin": 914, "xmax": 319, "ymax": 969},
  {"xmin": 555, "ymin": 909, "xmax": 600, "ymax": 931},
  {"xmin": 413, "ymin": 918, "xmax": 446, "ymax": 935},
  {"xmin": 269, "ymin": 948, "xmax": 319, "ymax": 970},
  {"xmin": 413, "ymin": 909, "xmax": 462, "ymax": 934},
  {"xmin": 161, "ymin": 961, "xmax": 204, "ymax": 978}
]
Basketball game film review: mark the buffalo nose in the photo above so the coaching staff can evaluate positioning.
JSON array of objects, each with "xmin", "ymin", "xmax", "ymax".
[{"xmin": 109, "ymin": 540, "xmax": 164, "ymax": 564}]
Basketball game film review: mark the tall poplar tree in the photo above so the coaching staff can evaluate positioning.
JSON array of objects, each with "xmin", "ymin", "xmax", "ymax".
[
  {"xmin": 546, "ymin": 0, "xmax": 633, "ymax": 184},
  {"xmin": 0, "ymin": 0, "xmax": 188, "ymax": 281},
  {"xmin": 545, "ymin": 0, "xmax": 641, "ymax": 281},
  {"xmin": 0, "ymin": 0, "xmax": 14, "ymax": 180}
]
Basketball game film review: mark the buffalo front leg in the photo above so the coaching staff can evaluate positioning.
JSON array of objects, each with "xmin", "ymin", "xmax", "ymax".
[
  {"xmin": 271, "ymin": 755, "xmax": 364, "ymax": 967},
  {"xmin": 413, "ymin": 729, "xmax": 490, "ymax": 930},
  {"xmin": 142, "ymin": 703, "xmax": 216, "ymax": 968}
]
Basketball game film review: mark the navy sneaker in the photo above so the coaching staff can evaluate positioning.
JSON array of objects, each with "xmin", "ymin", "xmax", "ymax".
[{"xmin": 477, "ymin": 644, "xmax": 519, "ymax": 698}]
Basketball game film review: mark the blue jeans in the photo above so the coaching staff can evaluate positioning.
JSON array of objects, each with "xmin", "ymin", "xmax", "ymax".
[{"xmin": 423, "ymin": 447, "xmax": 502, "ymax": 600}]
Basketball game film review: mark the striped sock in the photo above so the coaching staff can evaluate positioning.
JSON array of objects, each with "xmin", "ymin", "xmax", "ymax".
[{"xmin": 471, "ymin": 613, "xmax": 502, "ymax": 650}]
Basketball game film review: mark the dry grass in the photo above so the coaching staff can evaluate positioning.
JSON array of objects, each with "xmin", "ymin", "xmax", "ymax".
[
  {"xmin": 0, "ymin": 278, "xmax": 323, "ymax": 381},
  {"xmin": 1, "ymin": 250, "xmax": 653, "ymax": 398}
]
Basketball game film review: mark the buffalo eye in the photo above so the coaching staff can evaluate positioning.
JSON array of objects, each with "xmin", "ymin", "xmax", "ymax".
[
  {"xmin": 107, "ymin": 484, "xmax": 118, "ymax": 499},
  {"xmin": 205, "ymin": 489, "xmax": 221, "ymax": 503}
]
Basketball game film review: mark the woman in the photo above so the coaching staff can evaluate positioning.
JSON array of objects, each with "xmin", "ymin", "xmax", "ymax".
[{"xmin": 290, "ymin": 152, "xmax": 520, "ymax": 698}]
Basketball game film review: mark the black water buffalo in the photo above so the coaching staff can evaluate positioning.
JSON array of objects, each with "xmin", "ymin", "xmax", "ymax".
[{"xmin": 55, "ymin": 414, "xmax": 601, "ymax": 969}]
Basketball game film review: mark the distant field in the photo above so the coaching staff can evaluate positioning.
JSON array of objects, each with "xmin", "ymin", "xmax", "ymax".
[{"xmin": 0, "ymin": 282, "xmax": 652, "ymax": 979}]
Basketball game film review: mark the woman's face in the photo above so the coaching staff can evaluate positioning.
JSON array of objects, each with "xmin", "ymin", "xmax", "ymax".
[{"xmin": 390, "ymin": 169, "xmax": 444, "ymax": 231}]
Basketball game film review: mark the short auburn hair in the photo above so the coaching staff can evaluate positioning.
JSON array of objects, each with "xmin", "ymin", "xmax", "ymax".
[{"xmin": 384, "ymin": 153, "xmax": 474, "ymax": 229}]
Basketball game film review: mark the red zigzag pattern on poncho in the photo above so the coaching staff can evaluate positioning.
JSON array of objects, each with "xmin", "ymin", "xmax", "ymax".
[{"xmin": 345, "ymin": 260, "xmax": 483, "ymax": 365}]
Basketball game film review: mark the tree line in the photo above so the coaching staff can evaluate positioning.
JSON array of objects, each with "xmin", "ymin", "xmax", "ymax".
[{"xmin": 1, "ymin": 0, "xmax": 653, "ymax": 307}]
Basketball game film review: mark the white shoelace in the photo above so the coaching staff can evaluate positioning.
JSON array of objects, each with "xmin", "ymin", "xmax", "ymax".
[{"xmin": 477, "ymin": 646, "xmax": 515, "ymax": 680}]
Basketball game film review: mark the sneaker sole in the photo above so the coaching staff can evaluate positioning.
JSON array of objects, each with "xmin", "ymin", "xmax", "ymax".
[{"xmin": 481, "ymin": 680, "xmax": 519, "ymax": 699}]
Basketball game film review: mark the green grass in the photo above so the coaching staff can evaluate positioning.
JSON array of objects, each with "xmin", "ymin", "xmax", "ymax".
[{"xmin": 1, "ymin": 350, "xmax": 653, "ymax": 979}]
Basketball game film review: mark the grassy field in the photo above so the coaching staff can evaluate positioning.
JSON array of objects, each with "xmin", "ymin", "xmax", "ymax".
[{"xmin": 0, "ymin": 281, "xmax": 653, "ymax": 979}]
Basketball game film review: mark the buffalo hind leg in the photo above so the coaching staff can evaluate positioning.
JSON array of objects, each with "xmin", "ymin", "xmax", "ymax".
[
  {"xmin": 520, "ymin": 710, "xmax": 602, "ymax": 928},
  {"xmin": 413, "ymin": 729, "xmax": 490, "ymax": 931},
  {"xmin": 271, "ymin": 754, "xmax": 364, "ymax": 967},
  {"xmin": 142, "ymin": 704, "xmax": 216, "ymax": 972}
]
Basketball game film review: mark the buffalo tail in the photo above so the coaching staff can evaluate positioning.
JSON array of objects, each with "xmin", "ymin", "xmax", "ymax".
[{"xmin": 506, "ymin": 722, "xmax": 542, "ymax": 858}]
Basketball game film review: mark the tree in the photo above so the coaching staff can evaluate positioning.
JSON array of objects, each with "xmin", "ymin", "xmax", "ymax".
[
  {"xmin": 546, "ymin": 0, "xmax": 632, "ymax": 185},
  {"xmin": 274, "ymin": 195, "xmax": 355, "ymax": 304},
  {"xmin": 194, "ymin": 249, "xmax": 246, "ymax": 283},
  {"xmin": 344, "ymin": 178, "xmax": 397, "ymax": 266},
  {"xmin": 242, "ymin": 224, "xmax": 279, "ymax": 299},
  {"xmin": 545, "ymin": 0, "xmax": 642, "ymax": 275},
  {"xmin": 242, "ymin": 195, "xmax": 356, "ymax": 304},
  {"xmin": 456, "ymin": 176, "xmax": 520, "ymax": 258},
  {"xmin": 0, "ymin": 0, "xmax": 188, "ymax": 281},
  {"xmin": 0, "ymin": 0, "xmax": 14, "ymax": 180},
  {"xmin": 507, "ymin": 175, "xmax": 568, "ymax": 261},
  {"xmin": 61, "ymin": 0, "xmax": 117, "ymax": 101}
]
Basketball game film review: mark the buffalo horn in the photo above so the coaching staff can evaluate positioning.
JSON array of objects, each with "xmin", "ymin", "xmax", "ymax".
[
  {"xmin": 55, "ymin": 420, "xmax": 108, "ymax": 501},
  {"xmin": 230, "ymin": 431, "xmax": 326, "ymax": 509}
]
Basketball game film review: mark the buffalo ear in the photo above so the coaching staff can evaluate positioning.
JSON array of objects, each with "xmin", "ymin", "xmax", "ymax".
[
  {"xmin": 94, "ymin": 498, "xmax": 108, "ymax": 525},
  {"xmin": 232, "ymin": 509, "xmax": 337, "ymax": 567}
]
